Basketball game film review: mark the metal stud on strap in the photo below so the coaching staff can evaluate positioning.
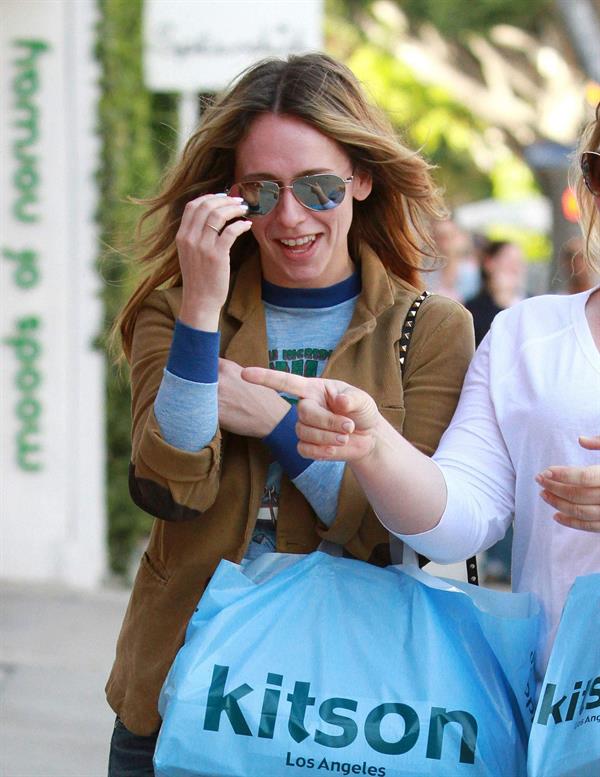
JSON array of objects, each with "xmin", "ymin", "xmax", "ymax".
[{"xmin": 398, "ymin": 291, "xmax": 431, "ymax": 376}]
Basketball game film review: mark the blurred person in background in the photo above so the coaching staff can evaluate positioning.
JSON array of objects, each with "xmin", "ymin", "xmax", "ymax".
[
  {"xmin": 465, "ymin": 237, "xmax": 527, "ymax": 582},
  {"xmin": 430, "ymin": 217, "xmax": 481, "ymax": 302},
  {"xmin": 105, "ymin": 53, "xmax": 475, "ymax": 773},
  {"xmin": 560, "ymin": 235, "xmax": 598, "ymax": 293},
  {"xmin": 244, "ymin": 102, "xmax": 600, "ymax": 689},
  {"xmin": 465, "ymin": 238, "xmax": 527, "ymax": 347}
]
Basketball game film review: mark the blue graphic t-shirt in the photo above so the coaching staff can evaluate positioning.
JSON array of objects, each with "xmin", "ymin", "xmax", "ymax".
[{"xmin": 251, "ymin": 275, "xmax": 360, "ymax": 556}]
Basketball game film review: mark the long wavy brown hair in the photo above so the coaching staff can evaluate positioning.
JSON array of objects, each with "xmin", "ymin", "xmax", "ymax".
[
  {"xmin": 572, "ymin": 101, "xmax": 600, "ymax": 271},
  {"xmin": 116, "ymin": 52, "xmax": 446, "ymax": 360}
]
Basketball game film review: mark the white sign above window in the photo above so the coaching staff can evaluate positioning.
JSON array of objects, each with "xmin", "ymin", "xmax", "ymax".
[{"xmin": 143, "ymin": 0, "xmax": 323, "ymax": 93}]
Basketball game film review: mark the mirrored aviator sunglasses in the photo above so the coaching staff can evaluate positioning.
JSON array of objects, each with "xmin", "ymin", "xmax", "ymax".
[
  {"xmin": 227, "ymin": 173, "xmax": 352, "ymax": 216},
  {"xmin": 581, "ymin": 151, "xmax": 600, "ymax": 196}
]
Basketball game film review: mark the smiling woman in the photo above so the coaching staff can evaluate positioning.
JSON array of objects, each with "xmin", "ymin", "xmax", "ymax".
[
  {"xmin": 229, "ymin": 113, "xmax": 371, "ymax": 289},
  {"xmin": 105, "ymin": 52, "xmax": 475, "ymax": 772}
]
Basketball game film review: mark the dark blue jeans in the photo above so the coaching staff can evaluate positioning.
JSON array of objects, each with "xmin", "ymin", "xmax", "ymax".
[{"xmin": 108, "ymin": 717, "xmax": 159, "ymax": 776}]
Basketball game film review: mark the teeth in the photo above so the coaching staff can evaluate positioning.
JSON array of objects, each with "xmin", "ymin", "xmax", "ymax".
[{"xmin": 280, "ymin": 235, "xmax": 316, "ymax": 247}]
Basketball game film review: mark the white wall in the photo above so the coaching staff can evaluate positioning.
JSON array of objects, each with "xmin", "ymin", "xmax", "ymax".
[{"xmin": 1, "ymin": 0, "xmax": 106, "ymax": 588}]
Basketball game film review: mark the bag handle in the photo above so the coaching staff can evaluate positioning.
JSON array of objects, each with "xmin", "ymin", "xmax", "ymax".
[{"xmin": 399, "ymin": 291, "xmax": 479, "ymax": 585}]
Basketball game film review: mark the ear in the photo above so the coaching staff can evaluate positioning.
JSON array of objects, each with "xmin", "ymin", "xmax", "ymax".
[{"xmin": 352, "ymin": 169, "xmax": 372, "ymax": 202}]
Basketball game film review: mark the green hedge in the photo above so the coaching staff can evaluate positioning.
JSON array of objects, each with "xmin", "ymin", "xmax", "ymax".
[{"xmin": 96, "ymin": 0, "xmax": 178, "ymax": 575}]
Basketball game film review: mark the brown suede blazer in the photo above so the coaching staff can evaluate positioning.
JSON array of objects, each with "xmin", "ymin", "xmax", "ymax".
[{"xmin": 105, "ymin": 246, "xmax": 475, "ymax": 735}]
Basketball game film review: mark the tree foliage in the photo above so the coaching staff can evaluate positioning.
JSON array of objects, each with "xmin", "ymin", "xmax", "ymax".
[
  {"xmin": 328, "ymin": 0, "xmax": 591, "ymax": 157},
  {"xmin": 397, "ymin": 0, "xmax": 555, "ymax": 38},
  {"xmin": 334, "ymin": 0, "xmax": 556, "ymax": 38}
]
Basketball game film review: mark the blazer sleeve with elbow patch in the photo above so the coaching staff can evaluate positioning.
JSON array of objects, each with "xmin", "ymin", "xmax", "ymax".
[{"xmin": 127, "ymin": 291, "xmax": 222, "ymax": 521}]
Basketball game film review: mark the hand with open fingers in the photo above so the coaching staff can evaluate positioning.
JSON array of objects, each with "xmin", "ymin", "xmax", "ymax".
[
  {"xmin": 536, "ymin": 435, "xmax": 600, "ymax": 533},
  {"xmin": 241, "ymin": 367, "xmax": 381, "ymax": 461},
  {"xmin": 218, "ymin": 359, "xmax": 289, "ymax": 438},
  {"xmin": 175, "ymin": 193, "xmax": 252, "ymax": 330}
]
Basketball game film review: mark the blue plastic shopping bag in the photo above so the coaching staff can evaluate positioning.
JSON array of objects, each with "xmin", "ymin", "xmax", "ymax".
[
  {"xmin": 154, "ymin": 552, "xmax": 540, "ymax": 777},
  {"xmin": 527, "ymin": 573, "xmax": 600, "ymax": 777}
]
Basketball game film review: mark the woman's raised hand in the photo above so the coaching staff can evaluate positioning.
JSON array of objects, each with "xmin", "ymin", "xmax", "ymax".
[
  {"xmin": 536, "ymin": 435, "xmax": 600, "ymax": 533},
  {"xmin": 242, "ymin": 368, "xmax": 382, "ymax": 460},
  {"xmin": 176, "ymin": 194, "xmax": 252, "ymax": 331}
]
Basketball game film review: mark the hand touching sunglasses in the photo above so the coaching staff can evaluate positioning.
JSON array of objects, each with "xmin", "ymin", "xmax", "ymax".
[{"xmin": 227, "ymin": 173, "xmax": 353, "ymax": 216}]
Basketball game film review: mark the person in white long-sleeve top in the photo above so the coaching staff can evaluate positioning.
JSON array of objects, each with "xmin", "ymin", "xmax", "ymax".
[{"xmin": 244, "ymin": 102, "xmax": 600, "ymax": 686}]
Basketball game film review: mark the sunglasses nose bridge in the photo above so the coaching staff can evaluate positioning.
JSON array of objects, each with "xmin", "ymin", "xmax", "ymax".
[{"xmin": 274, "ymin": 183, "xmax": 309, "ymax": 220}]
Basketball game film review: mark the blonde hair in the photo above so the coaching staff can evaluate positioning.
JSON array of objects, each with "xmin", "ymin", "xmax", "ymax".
[
  {"xmin": 571, "ymin": 102, "xmax": 600, "ymax": 272},
  {"xmin": 116, "ymin": 53, "xmax": 446, "ymax": 360}
]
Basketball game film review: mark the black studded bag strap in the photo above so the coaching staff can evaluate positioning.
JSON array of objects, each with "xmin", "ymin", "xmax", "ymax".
[{"xmin": 399, "ymin": 291, "xmax": 479, "ymax": 586}]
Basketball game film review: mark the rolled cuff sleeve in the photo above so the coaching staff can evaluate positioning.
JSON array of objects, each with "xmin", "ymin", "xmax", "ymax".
[
  {"xmin": 167, "ymin": 320, "xmax": 220, "ymax": 383},
  {"xmin": 263, "ymin": 405, "xmax": 312, "ymax": 479}
]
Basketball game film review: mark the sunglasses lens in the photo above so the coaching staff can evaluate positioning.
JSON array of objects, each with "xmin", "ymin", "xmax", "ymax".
[
  {"xmin": 293, "ymin": 174, "xmax": 347, "ymax": 211},
  {"xmin": 582, "ymin": 152, "xmax": 600, "ymax": 195},
  {"xmin": 230, "ymin": 181, "xmax": 279, "ymax": 215},
  {"xmin": 229, "ymin": 174, "xmax": 348, "ymax": 216}
]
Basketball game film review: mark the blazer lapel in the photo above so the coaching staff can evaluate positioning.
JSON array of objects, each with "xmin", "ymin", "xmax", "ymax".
[{"xmin": 223, "ymin": 256, "xmax": 269, "ymax": 368}]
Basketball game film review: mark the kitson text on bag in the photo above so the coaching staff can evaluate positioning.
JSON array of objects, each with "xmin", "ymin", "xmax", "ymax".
[
  {"xmin": 203, "ymin": 665, "xmax": 478, "ymax": 766},
  {"xmin": 535, "ymin": 674, "xmax": 600, "ymax": 730}
]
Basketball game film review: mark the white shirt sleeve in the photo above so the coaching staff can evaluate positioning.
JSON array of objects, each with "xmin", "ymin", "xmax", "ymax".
[{"xmin": 393, "ymin": 333, "xmax": 516, "ymax": 563}]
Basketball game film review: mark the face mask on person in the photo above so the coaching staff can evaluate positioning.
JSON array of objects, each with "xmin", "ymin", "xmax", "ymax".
[{"xmin": 456, "ymin": 260, "xmax": 481, "ymax": 301}]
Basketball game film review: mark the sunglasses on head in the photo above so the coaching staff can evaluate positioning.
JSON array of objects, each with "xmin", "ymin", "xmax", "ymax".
[
  {"xmin": 227, "ymin": 173, "xmax": 353, "ymax": 216},
  {"xmin": 581, "ymin": 151, "xmax": 600, "ymax": 196}
]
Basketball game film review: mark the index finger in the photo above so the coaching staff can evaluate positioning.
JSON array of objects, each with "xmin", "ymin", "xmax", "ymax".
[
  {"xmin": 242, "ymin": 367, "xmax": 313, "ymax": 397},
  {"xmin": 579, "ymin": 435, "xmax": 600, "ymax": 451},
  {"xmin": 540, "ymin": 464, "xmax": 600, "ymax": 488}
]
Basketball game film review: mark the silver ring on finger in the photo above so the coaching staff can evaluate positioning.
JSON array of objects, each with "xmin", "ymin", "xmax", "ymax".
[{"xmin": 207, "ymin": 223, "xmax": 221, "ymax": 234}]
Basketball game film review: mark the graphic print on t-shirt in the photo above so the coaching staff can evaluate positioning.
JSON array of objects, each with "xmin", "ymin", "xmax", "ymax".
[
  {"xmin": 251, "ymin": 287, "xmax": 359, "ymax": 557},
  {"xmin": 269, "ymin": 347, "xmax": 333, "ymax": 379},
  {"xmin": 257, "ymin": 346, "xmax": 333, "ymax": 528}
]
